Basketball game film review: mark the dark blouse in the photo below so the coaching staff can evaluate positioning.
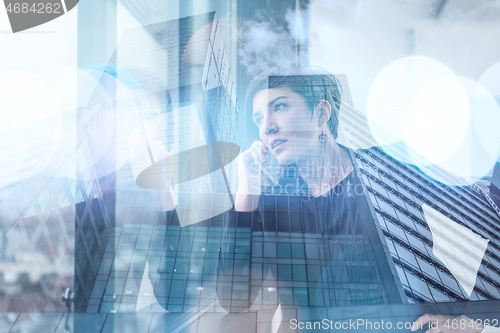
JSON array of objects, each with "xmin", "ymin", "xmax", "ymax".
[{"xmin": 235, "ymin": 145, "xmax": 365, "ymax": 237}]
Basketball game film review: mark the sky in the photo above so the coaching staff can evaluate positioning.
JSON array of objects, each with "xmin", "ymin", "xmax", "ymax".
[
  {"xmin": 235, "ymin": 0, "xmax": 500, "ymax": 180},
  {"xmin": 236, "ymin": 0, "xmax": 500, "ymax": 114}
]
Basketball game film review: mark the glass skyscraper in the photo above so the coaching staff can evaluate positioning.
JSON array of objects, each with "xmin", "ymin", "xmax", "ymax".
[
  {"xmin": 2, "ymin": 10, "xmax": 500, "ymax": 333},
  {"xmin": 89, "ymin": 68, "xmax": 500, "ymax": 318},
  {"xmin": 0, "ymin": 109, "xmax": 116, "ymax": 313},
  {"xmin": 337, "ymin": 99, "xmax": 500, "ymax": 304},
  {"xmin": 84, "ymin": 12, "xmax": 243, "ymax": 315}
]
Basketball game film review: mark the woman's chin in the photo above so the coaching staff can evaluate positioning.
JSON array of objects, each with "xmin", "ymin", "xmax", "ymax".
[{"xmin": 275, "ymin": 155, "xmax": 297, "ymax": 166}]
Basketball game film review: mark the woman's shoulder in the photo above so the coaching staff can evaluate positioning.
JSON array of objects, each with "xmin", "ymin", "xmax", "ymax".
[{"xmin": 348, "ymin": 141, "xmax": 417, "ymax": 167}]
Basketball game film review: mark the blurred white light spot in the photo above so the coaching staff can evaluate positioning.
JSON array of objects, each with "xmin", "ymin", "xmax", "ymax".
[
  {"xmin": 0, "ymin": 69, "xmax": 62, "ymax": 186},
  {"xmin": 3, "ymin": 272, "xmax": 18, "ymax": 284},
  {"xmin": 404, "ymin": 76, "xmax": 470, "ymax": 165},
  {"xmin": 477, "ymin": 62, "xmax": 500, "ymax": 163},
  {"xmin": 367, "ymin": 56, "xmax": 456, "ymax": 163},
  {"xmin": 415, "ymin": 77, "xmax": 500, "ymax": 185}
]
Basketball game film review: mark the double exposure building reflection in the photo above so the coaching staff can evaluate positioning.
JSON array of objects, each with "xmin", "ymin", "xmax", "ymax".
[
  {"xmin": 87, "ymin": 12, "xmax": 242, "ymax": 313},
  {"xmin": 0, "ymin": 110, "xmax": 115, "ymax": 312},
  {"xmin": 81, "ymin": 29, "xmax": 500, "ymax": 315},
  {"xmin": 264, "ymin": 74, "xmax": 500, "ymax": 306},
  {"xmin": 337, "ymin": 90, "xmax": 500, "ymax": 304},
  {"xmin": 2, "ymin": 12, "xmax": 500, "ymax": 327}
]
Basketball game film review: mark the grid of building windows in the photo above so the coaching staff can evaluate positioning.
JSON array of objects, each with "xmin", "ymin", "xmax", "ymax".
[
  {"xmin": 5, "ymin": 11, "xmax": 500, "ymax": 320},
  {"xmin": 338, "ymin": 98, "xmax": 500, "ymax": 304},
  {"xmin": 86, "ymin": 12, "xmax": 243, "ymax": 314},
  {"xmin": 89, "ymin": 204, "xmax": 387, "ymax": 313},
  {"xmin": 91, "ymin": 215, "xmax": 252, "ymax": 313}
]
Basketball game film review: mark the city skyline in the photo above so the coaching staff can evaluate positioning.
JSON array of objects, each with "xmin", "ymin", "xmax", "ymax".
[{"xmin": 2, "ymin": 3, "xmax": 500, "ymax": 333}]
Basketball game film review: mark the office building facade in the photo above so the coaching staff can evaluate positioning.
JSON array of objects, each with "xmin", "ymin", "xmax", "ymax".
[
  {"xmin": 338, "ymin": 95, "xmax": 500, "ymax": 304},
  {"xmin": 2, "ymin": 13, "xmax": 500, "ymax": 327},
  {"xmin": 267, "ymin": 74, "xmax": 500, "ymax": 305},
  {"xmin": 86, "ymin": 12, "xmax": 243, "ymax": 313},
  {"xmin": 88, "ymin": 65, "xmax": 500, "ymax": 317},
  {"xmin": 0, "ymin": 110, "xmax": 116, "ymax": 312}
]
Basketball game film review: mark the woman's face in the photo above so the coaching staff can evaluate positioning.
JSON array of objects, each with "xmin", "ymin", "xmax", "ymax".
[{"xmin": 252, "ymin": 88, "xmax": 323, "ymax": 166}]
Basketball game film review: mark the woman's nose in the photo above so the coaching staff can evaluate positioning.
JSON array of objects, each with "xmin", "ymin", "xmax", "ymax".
[{"xmin": 263, "ymin": 118, "xmax": 278, "ymax": 135}]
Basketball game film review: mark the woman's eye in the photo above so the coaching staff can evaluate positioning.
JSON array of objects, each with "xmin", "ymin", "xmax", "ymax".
[
  {"xmin": 254, "ymin": 117, "xmax": 263, "ymax": 125},
  {"xmin": 274, "ymin": 103, "xmax": 286, "ymax": 111}
]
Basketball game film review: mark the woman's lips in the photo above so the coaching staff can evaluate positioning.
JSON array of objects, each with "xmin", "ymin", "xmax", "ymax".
[{"xmin": 271, "ymin": 139, "xmax": 287, "ymax": 149}]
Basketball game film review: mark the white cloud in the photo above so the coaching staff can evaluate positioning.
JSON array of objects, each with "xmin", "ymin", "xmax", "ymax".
[
  {"xmin": 309, "ymin": 0, "xmax": 500, "ymax": 115},
  {"xmin": 238, "ymin": 8, "xmax": 309, "ymax": 76}
]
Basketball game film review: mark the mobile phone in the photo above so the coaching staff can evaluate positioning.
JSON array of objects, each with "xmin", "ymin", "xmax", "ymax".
[{"xmin": 260, "ymin": 150, "xmax": 281, "ymax": 186}]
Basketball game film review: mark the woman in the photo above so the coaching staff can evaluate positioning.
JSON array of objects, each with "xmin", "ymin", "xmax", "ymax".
[
  {"xmin": 227, "ymin": 67, "xmax": 390, "ymax": 310},
  {"xmin": 235, "ymin": 68, "xmax": 354, "ymax": 211},
  {"xmin": 231, "ymin": 67, "xmax": 493, "ymax": 332}
]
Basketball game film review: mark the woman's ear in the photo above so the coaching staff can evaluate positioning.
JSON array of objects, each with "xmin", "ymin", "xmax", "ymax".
[{"xmin": 316, "ymin": 100, "xmax": 332, "ymax": 127}]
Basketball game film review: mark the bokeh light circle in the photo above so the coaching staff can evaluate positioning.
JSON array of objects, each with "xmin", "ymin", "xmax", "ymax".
[
  {"xmin": 0, "ymin": 69, "xmax": 62, "ymax": 187},
  {"xmin": 41, "ymin": 66, "xmax": 110, "ymax": 181},
  {"xmin": 415, "ymin": 77, "xmax": 500, "ymax": 186},
  {"xmin": 0, "ymin": 63, "xmax": 166, "ymax": 199},
  {"xmin": 367, "ymin": 56, "xmax": 500, "ymax": 186},
  {"xmin": 367, "ymin": 56, "xmax": 457, "ymax": 164},
  {"xmin": 44, "ymin": 65, "xmax": 155, "ymax": 183},
  {"xmin": 476, "ymin": 62, "xmax": 500, "ymax": 166},
  {"xmin": 404, "ymin": 75, "xmax": 470, "ymax": 165}
]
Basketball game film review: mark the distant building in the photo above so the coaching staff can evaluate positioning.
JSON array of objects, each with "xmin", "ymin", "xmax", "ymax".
[
  {"xmin": 0, "ymin": 110, "xmax": 115, "ymax": 312},
  {"xmin": 87, "ymin": 12, "xmax": 242, "ymax": 313}
]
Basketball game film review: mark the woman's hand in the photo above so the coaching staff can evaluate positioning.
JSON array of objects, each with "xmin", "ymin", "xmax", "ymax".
[
  {"xmin": 234, "ymin": 140, "xmax": 273, "ymax": 211},
  {"xmin": 412, "ymin": 314, "xmax": 485, "ymax": 333}
]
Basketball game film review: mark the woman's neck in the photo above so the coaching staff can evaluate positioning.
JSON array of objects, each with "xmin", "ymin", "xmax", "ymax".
[{"xmin": 297, "ymin": 142, "xmax": 354, "ymax": 197}]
